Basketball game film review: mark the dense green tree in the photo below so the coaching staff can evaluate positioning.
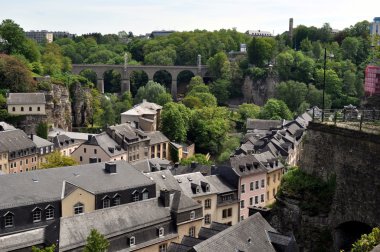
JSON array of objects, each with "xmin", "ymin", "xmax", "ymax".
[
  {"xmin": 275, "ymin": 80, "xmax": 308, "ymax": 112},
  {"xmin": 210, "ymin": 79, "xmax": 230, "ymax": 105},
  {"xmin": 0, "ymin": 19, "xmax": 26, "ymax": 55},
  {"xmin": 36, "ymin": 122, "xmax": 48, "ymax": 139},
  {"xmin": 41, "ymin": 151, "xmax": 78, "ymax": 168},
  {"xmin": 144, "ymin": 47, "xmax": 176, "ymax": 65},
  {"xmin": 207, "ymin": 52, "xmax": 230, "ymax": 79},
  {"xmin": 305, "ymin": 84, "xmax": 332, "ymax": 109},
  {"xmin": 259, "ymin": 99, "xmax": 293, "ymax": 120},
  {"xmin": 312, "ymin": 40, "xmax": 322, "ymax": 59},
  {"xmin": 160, "ymin": 102, "xmax": 191, "ymax": 142},
  {"xmin": 237, "ymin": 103, "xmax": 261, "ymax": 121},
  {"xmin": 247, "ymin": 37, "xmax": 275, "ymax": 67},
  {"xmin": 0, "ymin": 54, "xmax": 35, "ymax": 92},
  {"xmin": 341, "ymin": 37, "xmax": 359, "ymax": 61},
  {"xmin": 300, "ymin": 38, "xmax": 312, "ymax": 54},
  {"xmin": 351, "ymin": 227, "xmax": 380, "ymax": 252},
  {"xmin": 180, "ymin": 153, "xmax": 212, "ymax": 165},
  {"xmin": 100, "ymin": 95, "xmax": 116, "ymax": 126},
  {"xmin": 315, "ymin": 68, "xmax": 343, "ymax": 105},
  {"xmin": 134, "ymin": 80, "xmax": 171, "ymax": 104},
  {"xmin": 83, "ymin": 229, "xmax": 110, "ymax": 252},
  {"xmin": 80, "ymin": 69, "xmax": 97, "ymax": 85}
]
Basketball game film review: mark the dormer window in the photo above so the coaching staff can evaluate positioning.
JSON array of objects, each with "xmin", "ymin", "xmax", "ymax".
[
  {"xmin": 190, "ymin": 211, "xmax": 195, "ymax": 220},
  {"xmin": 113, "ymin": 194, "xmax": 121, "ymax": 206},
  {"xmin": 158, "ymin": 227, "xmax": 164, "ymax": 237},
  {"xmin": 142, "ymin": 189, "xmax": 149, "ymax": 200},
  {"xmin": 129, "ymin": 236, "xmax": 136, "ymax": 247},
  {"xmin": 45, "ymin": 205, "xmax": 54, "ymax": 220},
  {"xmin": 132, "ymin": 191, "xmax": 139, "ymax": 202},
  {"xmin": 196, "ymin": 187, "xmax": 200, "ymax": 193},
  {"xmin": 103, "ymin": 196, "xmax": 111, "ymax": 208},
  {"xmin": 32, "ymin": 207, "xmax": 42, "ymax": 223},
  {"xmin": 4, "ymin": 212, "xmax": 14, "ymax": 228}
]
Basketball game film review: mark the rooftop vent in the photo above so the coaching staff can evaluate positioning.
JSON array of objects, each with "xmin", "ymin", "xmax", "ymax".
[
  {"xmin": 105, "ymin": 162, "xmax": 117, "ymax": 174},
  {"xmin": 161, "ymin": 174, "xmax": 166, "ymax": 179},
  {"xmin": 187, "ymin": 177, "xmax": 192, "ymax": 181},
  {"xmin": 108, "ymin": 147, "xmax": 114, "ymax": 153},
  {"xmin": 32, "ymin": 178, "xmax": 39, "ymax": 183}
]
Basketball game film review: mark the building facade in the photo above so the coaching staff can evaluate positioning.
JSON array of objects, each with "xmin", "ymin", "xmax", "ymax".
[
  {"xmin": 7, "ymin": 93, "xmax": 46, "ymax": 116},
  {"xmin": 25, "ymin": 30, "xmax": 53, "ymax": 43},
  {"xmin": 365, "ymin": 65, "xmax": 380, "ymax": 96},
  {"xmin": 120, "ymin": 100, "xmax": 162, "ymax": 131}
]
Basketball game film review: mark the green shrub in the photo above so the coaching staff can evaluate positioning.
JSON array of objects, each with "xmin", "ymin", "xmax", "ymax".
[{"xmin": 351, "ymin": 227, "xmax": 380, "ymax": 252}]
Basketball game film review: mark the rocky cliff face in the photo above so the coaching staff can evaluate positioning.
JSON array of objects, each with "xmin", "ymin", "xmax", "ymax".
[
  {"xmin": 71, "ymin": 83, "xmax": 93, "ymax": 127},
  {"xmin": 242, "ymin": 72, "xmax": 278, "ymax": 106}
]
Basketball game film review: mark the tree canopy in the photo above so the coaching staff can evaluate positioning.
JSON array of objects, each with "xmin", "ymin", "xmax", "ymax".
[{"xmin": 83, "ymin": 229, "xmax": 110, "ymax": 252}]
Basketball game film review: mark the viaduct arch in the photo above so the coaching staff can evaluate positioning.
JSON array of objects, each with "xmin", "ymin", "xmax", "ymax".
[{"xmin": 71, "ymin": 64, "xmax": 209, "ymax": 98}]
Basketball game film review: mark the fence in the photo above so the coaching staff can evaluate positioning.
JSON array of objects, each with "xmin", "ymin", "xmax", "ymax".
[{"xmin": 311, "ymin": 108, "xmax": 380, "ymax": 134}]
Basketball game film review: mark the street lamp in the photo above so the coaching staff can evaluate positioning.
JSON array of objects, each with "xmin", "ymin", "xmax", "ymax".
[{"xmin": 322, "ymin": 48, "xmax": 334, "ymax": 122}]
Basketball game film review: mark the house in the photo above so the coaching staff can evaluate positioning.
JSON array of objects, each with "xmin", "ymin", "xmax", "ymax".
[
  {"xmin": 52, "ymin": 134, "xmax": 81, "ymax": 157},
  {"xmin": 7, "ymin": 93, "xmax": 46, "ymax": 115},
  {"xmin": 0, "ymin": 122, "xmax": 16, "ymax": 131},
  {"xmin": 168, "ymin": 213, "xmax": 298, "ymax": 252},
  {"xmin": 170, "ymin": 142, "xmax": 195, "ymax": 161},
  {"xmin": 30, "ymin": 134, "xmax": 54, "ymax": 167},
  {"xmin": 120, "ymin": 100, "xmax": 162, "ymax": 131},
  {"xmin": 0, "ymin": 129, "xmax": 38, "ymax": 174},
  {"xmin": 71, "ymin": 123, "xmax": 170, "ymax": 165}
]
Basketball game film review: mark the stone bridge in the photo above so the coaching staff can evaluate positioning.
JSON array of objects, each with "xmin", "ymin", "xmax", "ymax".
[{"xmin": 71, "ymin": 64, "xmax": 209, "ymax": 97}]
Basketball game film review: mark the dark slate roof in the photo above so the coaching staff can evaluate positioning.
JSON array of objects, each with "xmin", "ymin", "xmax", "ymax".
[
  {"xmin": 170, "ymin": 191, "xmax": 201, "ymax": 213},
  {"xmin": 0, "ymin": 129, "xmax": 36, "ymax": 152},
  {"xmin": 246, "ymin": 119, "xmax": 283, "ymax": 130},
  {"xmin": 209, "ymin": 222, "xmax": 230, "ymax": 232},
  {"xmin": 48, "ymin": 128, "xmax": 93, "ymax": 141},
  {"xmin": 193, "ymin": 213, "xmax": 277, "ymax": 252},
  {"xmin": 229, "ymin": 155, "xmax": 267, "ymax": 177},
  {"xmin": 90, "ymin": 133, "xmax": 127, "ymax": 157},
  {"xmin": 168, "ymin": 242, "xmax": 192, "ymax": 252},
  {"xmin": 174, "ymin": 172, "xmax": 219, "ymax": 197},
  {"xmin": 145, "ymin": 131, "xmax": 169, "ymax": 145},
  {"xmin": 109, "ymin": 123, "xmax": 146, "ymax": 141},
  {"xmin": 31, "ymin": 135, "xmax": 53, "ymax": 148},
  {"xmin": 145, "ymin": 170, "xmax": 182, "ymax": 194},
  {"xmin": 170, "ymin": 164, "xmax": 212, "ymax": 176},
  {"xmin": 181, "ymin": 236, "xmax": 204, "ymax": 247},
  {"xmin": 206, "ymin": 175, "xmax": 237, "ymax": 193},
  {"xmin": 59, "ymin": 198, "xmax": 172, "ymax": 251},
  {"xmin": 198, "ymin": 227, "xmax": 220, "ymax": 240},
  {"xmin": 52, "ymin": 134, "xmax": 78, "ymax": 149},
  {"xmin": 0, "ymin": 161, "xmax": 155, "ymax": 209},
  {"xmin": 132, "ymin": 159, "xmax": 152, "ymax": 173},
  {"xmin": 267, "ymin": 231, "xmax": 292, "ymax": 246},
  {"xmin": 132, "ymin": 158, "xmax": 172, "ymax": 173},
  {"xmin": 7, "ymin": 93, "xmax": 46, "ymax": 105}
]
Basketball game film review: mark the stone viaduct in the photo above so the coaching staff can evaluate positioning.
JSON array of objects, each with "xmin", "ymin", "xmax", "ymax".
[{"xmin": 71, "ymin": 64, "xmax": 209, "ymax": 97}]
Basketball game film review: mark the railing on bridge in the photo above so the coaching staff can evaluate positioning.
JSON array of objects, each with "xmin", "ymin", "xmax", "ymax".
[{"xmin": 311, "ymin": 108, "xmax": 380, "ymax": 134}]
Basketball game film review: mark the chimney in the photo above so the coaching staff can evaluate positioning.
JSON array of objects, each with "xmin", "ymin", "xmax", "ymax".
[
  {"xmin": 89, "ymin": 157, "xmax": 97, "ymax": 163},
  {"xmin": 191, "ymin": 161, "xmax": 197, "ymax": 169},
  {"xmin": 105, "ymin": 162, "xmax": 117, "ymax": 174},
  {"xmin": 160, "ymin": 189, "xmax": 170, "ymax": 207},
  {"xmin": 87, "ymin": 135, "xmax": 93, "ymax": 142},
  {"xmin": 30, "ymin": 134, "xmax": 34, "ymax": 140}
]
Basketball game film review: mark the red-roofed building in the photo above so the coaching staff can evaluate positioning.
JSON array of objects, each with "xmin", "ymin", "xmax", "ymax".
[{"xmin": 365, "ymin": 65, "xmax": 380, "ymax": 96}]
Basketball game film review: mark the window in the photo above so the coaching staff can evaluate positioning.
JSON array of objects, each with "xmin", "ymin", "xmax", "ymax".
[
  {"xmin": 261, "ymin": 179, "xmax": 265, "ymax": 188},
  {"xmin": 113, "ymin": 195, "xmax": 121, "ymax": 206},
  {"xmin": 261, "ymin": 194, "xmax": 265, "ymax": 203},
  {"xmin": 29, "ymin": 107, "xmax": 32, "ymax": 111},
  {"xmin": 159, "ymin": 243, "xmax": 168, "ymax": 252},
  {"xmin": 204, "ymin": 214, "xmax": 211, "ymax": 224},
  {"xmin": 250, "ymin": 197, "xmax": 253, "ymax": 206},
  {"xmin": 240, "ymin": 200, "xmax": 245, "ymax": 209},
  {"xmin": 241, "ymin": 184, "xmax": 245, "ymax": 193},
  {"xmin": 46, "ymin": 206, "xmax": 54, "ymax": 220},
  {"xmin": 267, "ymin": 191, "xmax": 269, "ymax": 200},
  {"xmin": 98, "ymin": 158, "xmax": 101, "ymax": 162},
  {"xmin": 159, "ymin": 227, "xmax": 165, "ymax": 237},
  {"xmin": 255, "ymin": 196, "xmax": 258, "ymax": 204},
  {"xmin": 267, "ymin": 177, "xmax": 270, "ymax": 186},
  {"xmin": 80, "ymin": 156, "xmax": 83, "ymax": 162},
  {"xmin": 12, "ymin": 107, "xmax": 15, "ymax": 112},
  {"xmin": 103, "ymin": 197, "xmax": 111, "ymax": 208},
  {"xmin": 37, "ymin": 107, "xmax": 40, "ymax": 111},
  {"xmin": 278, "ymin": 172, "xmax": 281, "ymax": 181},
  {"xmin": 240, "ymin": 215, "xmax": 244, "ymax": 221},
  {"xmin": 142, "ymin": 190, "xmax": 149, "ymax": 200},
  {"xmin": 129, "ymin": 236, "xmax": 136, "ymax": 246},
  {"xmin": 132, "ymin": 191, "xmax": 139, "ymax": 202},
  {"xmin": 205, "ymin": 199, "xmax": 211, "ymax": 209},
  {"xmin": 255, "ymin": 181, "xmax": 259, "ymax": 189},
  {"xmin": 74, "ymin": 202, "xmax": 84, "ymax": 215},
  {"xmin": 32, "ymin": 208, "xmax": 42, "ymax": 222},
  {"xmin": 273, "ymin": 188, "xmax": 276, "ymax": 197},
  {"xmin": 84, "ymin": 148, "xmax": 86, "ymax": 153},
  {"xmin": 222, "ymin": 208, "xmax": 232, "ymax": 218},
  {"xmin": 21, "ymin": 107, "xmax": 24, "ymax": 112},
  {"xmin": 250, "ymin": 182, "xmax": 254, "ymax": 191},
  {"xmin": 190, "ymin": 211, "xmax": 195, "ymax": 220},
  {"xmin": 189, "ymin": 226, "xmax": 196, "ymax": 237},
  {"xmin": 4, "ymin": 212, "xmax": 14, "ymax": 228},
  {"xmin": 94, "ymin": 149, "xmax": 97, "ymax": 154}
]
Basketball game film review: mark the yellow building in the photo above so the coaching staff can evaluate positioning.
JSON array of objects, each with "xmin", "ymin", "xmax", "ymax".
[{"xmin": 0, "ymin": 151, "xmax": 8, "ymax": 174}]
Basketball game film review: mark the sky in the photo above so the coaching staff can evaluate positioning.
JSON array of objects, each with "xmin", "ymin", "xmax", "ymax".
[{"xmin": 1, "ymin": 0, "xmax": 378, "ymax": 36}]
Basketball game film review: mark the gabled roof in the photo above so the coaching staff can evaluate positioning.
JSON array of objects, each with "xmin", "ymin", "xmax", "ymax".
[
  {"xmin": 145, "ymin": 131, "xmax": 169, "ymax": 145},
  {"xmin": 0, "ymin": 227, "xmax": 45, "ymax": 251},
  {"xmin": 181, "ymin": 236, "xmax": 203, "ymax": 247},
  {"xmin": 53, "ymin": 134, "xmax": 78, "ymax": 148},
  {"xmin": 229, "ymin": 155, "xmax": 267, "ymax": 177},
  {"xmin": 193, "ymin": 213, "xmax": 277, "ymax": 252},
  {"xmin": 90, "ymin": 133, "xmax": 127, "ymax": 157},
  {"xmin": 59, "ymin": 198, "xmax": 172, "ymax": 251},
  {"xmin": 206, "ymin": 175, "xmax": 237, "ymax": 193},
  {"xmin": 31, "ymin": 135, "xmax": 53, "ymax": 148},
  {"xmin": 7, "ymin": 93, "xmax": 46, "ymax": 105},
  {"xmin": 174, "ymin": 172, "xmax": 219, "ymax": 197},
  {"xmin": 0, "ymin": 129, "xmax": 36, "ymax": 152},
  {"xmin": 0, "ymin": 121, "xmax": 16, "ymax": 131},
  {"xmin": 0, "ymin": 161, "xmax": 154, "ymax": 209},
  {"xmin": 198, "ymin": 227, "xmax": 220, "ymax": 240},
  {"xmin": 48, "ymin": 128, "xmax": 94, "ymax": 141},
  {"xmin": 167, "ymin": 243, "xmax": 192, "ymax": 252}
]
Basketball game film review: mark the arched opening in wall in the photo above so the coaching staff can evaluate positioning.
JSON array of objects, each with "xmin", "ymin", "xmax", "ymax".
[
  {"xmin": 103, "ymin": 70, "xmax": 121, "ymax": 93},
  {"xmin": 79, "ymin": 69, "xmax": 97, "ymax": 87},
  {"xmin": 177, "ymin": 71, "xmax": 195, "ymax": 99},
  {"xmin": 130, "ymin": 70, "xmax": 148, "ymax": 97},
  {"xmin": 153, "ymin": 70, "xmax": 172, "ymax": 92},
  {"xmin": 334, "ymin": 221, "xmax": 372, "ymax": 251},
  {"xmin": 203, "ymin": 71, "xmax": 214, "ymax": 85}
]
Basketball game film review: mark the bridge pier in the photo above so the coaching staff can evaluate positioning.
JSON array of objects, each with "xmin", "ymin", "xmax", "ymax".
[
  {"xmin": 96, "ymin": 79, "xmax": 104, "ymax": 93},
  {"xmin": 121, "ymin": 79, "xmax": 130, "ymax": 94},
  {"xmin": 171, "ymin": 80, "xmax": 177, "ymax": 101}
]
